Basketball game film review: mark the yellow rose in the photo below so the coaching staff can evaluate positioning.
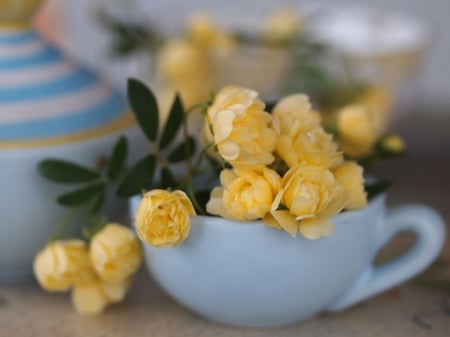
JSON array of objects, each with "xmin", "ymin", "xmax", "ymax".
[
  {"xmin": 33, "ymin": 239, "xmax": 91, "ymax": 292},
  {"xmin": 264, "ymin": 164, "xmax": 347, "ymax": 239},
  {"xmin": 90, "ymin": 224, "xmax": 142, "ymax": 283},
  {"xmin": 186, "ymin": 12, "xmax": 217, "ymax": 49},
  {"xmin": 272, "ymin": 94, "xmax": 342, "ymax": 168},
  {"xmin": 337, "ymin": 104, "xmax": 379, "ymax": 158},
  {"xmin": 272, "ymin": 94, "xmax": 321, "ymax": 134},
  {"xmin": 158, "ymin": 39, "xmax": 212, "ymax": 112},
  {"xmin": 357, "ymin": 86, "xmax": 390, "ymax": 136},
  {"xmin": 333, "ymin": 161, "xmax": 367, "ymax": 210},
  {"xmin": 278, "ymin": 127, "xmax": 343, "ymax": 169},
  {"xmin": 186, "ymin": 12, "xmax": 236, "ymax": 51},
  {"xmin": 158, "ymin": 39, "xmax": 209, "ymax": 81},
  {"xmin": 207, "ymin": 167, "xmax": 281, "ymax": 221},
  {"xmin": 337, "ymin": 86, "xmax": 391, "ymax": 159},
  {"xmin": 263, "ymin": 8, "xmax": 302, "ymax": 43},
  {"xmin": 71, "ymin": 278, "xmax": 110, "ymax": 315},
  {"xmin": 135, "ymin": 190, "xmax": 196, "ymax": 248},
  {"xmin": 205, "ymin": 86, "xmax": 277, "ymax": 167},
  {"xmin": 281, "ymin": 164, "xmax": 347, "ymax": 220}
]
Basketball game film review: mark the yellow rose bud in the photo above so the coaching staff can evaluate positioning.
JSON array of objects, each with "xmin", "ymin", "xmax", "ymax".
[
  {"xmin": 263, "ymin": 8, "xmax": 302, "ymax": 43},
  {"xmin": 90, "ymin": 224, "xmax": 142, "ymax": 283},
  {"xmin": 33, "ymin": 239, "xmax": 91, "ymax": 292},
  {"xmin": 72, "ymin": 278, "xmax": 110, "ymax": 315},
  {"xmin": 205, "ymin": 86, "xmax": 277, "ymax": 167},
  {"xmin": 333, "ymin": 161, "xmax": 367, "ymax": 210},
  {"xmin": 135, "ymin": 190, "xmax": 196, "ymax": 248},
  {"xmin": 272, "ymin": 94, "xmax": 342, "ymax": 168},
  {"xmin": 381, "ymin": 135, "xmax": 406, "ymax": 153},
  {"xmin": 207, "ymin": 167, "xmax": 282, "ymax": 221},
  {"xmin": 337, "ymin": 104, "xmax": 379, "ymax": 158}
]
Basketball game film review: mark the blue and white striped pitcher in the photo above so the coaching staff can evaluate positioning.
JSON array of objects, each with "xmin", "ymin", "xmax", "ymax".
[{"xmin": 0, "ymin": 0, "xmax": 144, "ymax": 282}]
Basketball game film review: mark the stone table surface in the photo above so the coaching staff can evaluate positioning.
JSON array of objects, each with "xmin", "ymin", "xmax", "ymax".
[{"xmin": 1, "ymin": 113, "xmax": 450, "ymax": 337}]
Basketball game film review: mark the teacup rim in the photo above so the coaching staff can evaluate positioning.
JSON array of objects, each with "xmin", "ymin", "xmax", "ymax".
[{"xmin": 129, "ymin": 193, "xmax": 385, "ymax": 237}]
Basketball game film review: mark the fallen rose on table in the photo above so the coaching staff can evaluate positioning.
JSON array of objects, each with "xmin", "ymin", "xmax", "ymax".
[{"xmin": 34, "ymin": 224, "xmax": 142, "ymax": 315}]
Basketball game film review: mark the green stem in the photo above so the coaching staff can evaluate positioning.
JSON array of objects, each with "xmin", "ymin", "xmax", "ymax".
[
  {"xmin": 50, "ymin": 208, "xmax": 77, "ymax": 242},
  {"xmin": 82, "ymin": 197, "xmax": 110, "ymax": 241},
  {"xmin": 185, "ymin": 102, "xmax": 209, "ymax": 116},
  {"xmin": 187, "ymin": 183, "xmax": 205, "ymax": 215},
  {"xmin": 192, "ymin": 141, "xmax": 215, "ymax": 170},
  {"xmin": 181, "ymin": 104, "xmax": 208, "ymax": 215}
]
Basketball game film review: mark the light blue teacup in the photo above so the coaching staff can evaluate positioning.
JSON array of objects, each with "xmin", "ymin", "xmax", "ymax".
[{"xmin": 130, "ymin": 195, "xmax": 446, "ymax": 328}]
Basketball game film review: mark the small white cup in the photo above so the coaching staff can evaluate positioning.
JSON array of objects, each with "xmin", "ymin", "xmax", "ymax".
[{"xmin": 130, "ymin": 194, "xmax": 446, "ymax": 328}]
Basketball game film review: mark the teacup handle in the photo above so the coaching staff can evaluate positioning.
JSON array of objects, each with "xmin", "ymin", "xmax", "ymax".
[{"xmin": 327, "ymin": 204, "xmax": 446, "ymax": 312}]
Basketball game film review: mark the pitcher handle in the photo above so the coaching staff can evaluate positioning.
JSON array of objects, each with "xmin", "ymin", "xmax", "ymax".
[{"xmin": 327, "ymin": 204, "xmax": 446, "ymax": 312}]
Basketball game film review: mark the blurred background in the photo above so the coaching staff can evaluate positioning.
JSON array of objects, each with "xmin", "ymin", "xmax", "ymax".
[{"xmin": 35, "ymin": 0, "xmax": 450, "ymax": 114}]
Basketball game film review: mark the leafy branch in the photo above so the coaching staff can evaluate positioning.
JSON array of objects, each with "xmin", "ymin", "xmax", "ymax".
[
  {"xmin": 96, "ymin": 8, "xmax": 162, "ymax": 57},
  {"xmin": 39, "ymin": 136, "xmax": 129, "ymax": 210},
  {"xmin": 38, "ymin": 78, "xmax": 218, "ymax": 231}
]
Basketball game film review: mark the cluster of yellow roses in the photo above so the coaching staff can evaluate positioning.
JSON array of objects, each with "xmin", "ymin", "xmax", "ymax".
[
  {"xmin": 33, "ymin": 224, "xmax": 142, "ymax": 315},
  {"xmin": 204, "ymin": 86, "xmax": 367, "ymax": 239},
  {"xmin": 336, "ymin": 86, "xmax": 404, "ymax": 158},
  {"xmin": 135, "ymin": 85, "xmax": 367, "ymax": 247},
  {"xmin": 157, "ymin": 12, "xmax": 236, "ymax": 114},
  {"xmin": 157, "ymin": 9, "xmax": 302, "ymax": 115}
]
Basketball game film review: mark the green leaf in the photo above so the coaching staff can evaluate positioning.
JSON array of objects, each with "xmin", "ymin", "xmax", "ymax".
[
  {"xmin": 159, "ymin": 94, "xmax": 184, "ymax": 149},
  {"xmin": 160, "ymin": 167, "xmax": 176, "ymax": 189},
  {"xmin": 127, "ymin": 78, "xmax": 159, "ymax": 142},
  {"xmin": 168, "ymin": 136, "xmax": 196, "ymax": 163},
  {"xmin": 117, "ymin": 154, "xmax": 156, "ymax": 197},
  {"xmin": 107, "ymin": 136, "xmax": 128, "ymax": 181},
  {"xmin": 365, "ymin": 180, "xmax": 392, "ymax": 200},
  {"xmin": 38, "ymin": 159, "xmax": 100, "ymax": 184},
  {"xmin": 57, "ymin": 183, "xmax": 105, "ymax": 206}
]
